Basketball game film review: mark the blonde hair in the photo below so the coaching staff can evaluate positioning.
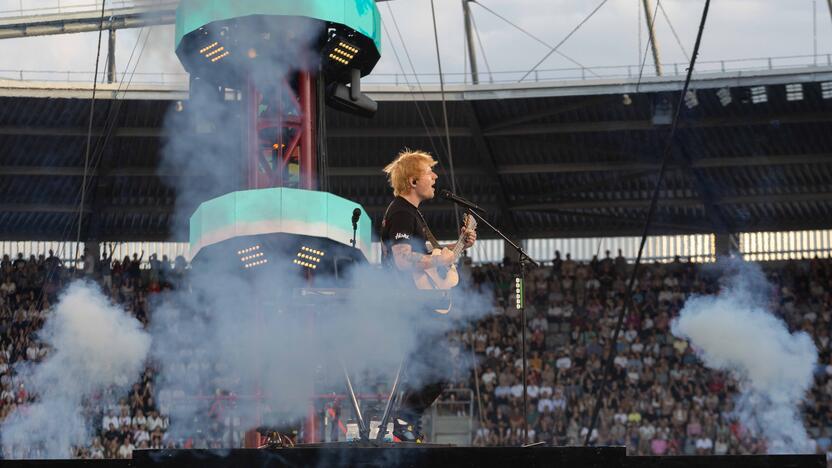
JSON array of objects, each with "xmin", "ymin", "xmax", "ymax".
[{"xmin": 382, "ymin": 149, "xmax": 437, "ymax": 197}]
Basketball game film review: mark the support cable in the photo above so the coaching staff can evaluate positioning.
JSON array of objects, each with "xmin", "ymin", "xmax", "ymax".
[
  {"xmin": 75, "ymin": 0, "xmax": 109, "ymax": 253},
  {"xmin": 384, "ymin": 3, "xmax": 460, "ymax": 199},
  {"xmin": 472, "ymin": 0, "xmax": 600, "ymax": 78},
  {"xmin": 658, "ymin": 1, "xmax": 690, "ymax": 62},
  {"xmin": 55, "ymin": 14, "xmax": 154, "ymax": 276},
  {"xmin": 583, "ymin": 0, "xmax": 712, "ymax": 447},
  {"xmin": 518, "ymin": 0, "xmax": 609, "ymax": 82}
]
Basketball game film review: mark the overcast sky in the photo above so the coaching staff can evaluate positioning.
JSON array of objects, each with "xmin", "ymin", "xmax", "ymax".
[{"xmin": 0, "ymin": 0, "xmax": 830, "ymax": 83}]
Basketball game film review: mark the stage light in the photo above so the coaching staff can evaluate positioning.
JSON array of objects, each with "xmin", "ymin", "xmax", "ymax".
[
  {"xmin": 301, "ymin": 246, "xmax": 324, "ymax": 257},
  {"xmin": 621, "ymin": 94, "xmax": 632, "ymax": 106},
  {"xmin": 821, "ymin": 82, "xmax": 832, "ymax": 99},
  {"xmin": 651, "ymin": 96, "xmax": 672, "ymax": 125},
  {"xmin": 205, "ymin": 46, "xmax": 225, "ymax": 58},
  {"xmin": 211, "ymin": 51, "xmax": 231, "ymax": 63},
  {"xmin": 716, "ymin": 87, "xmax": 732, "ymax": 106},
  {"xmin": 750, "ymin": 86, "xmax": 767, "ymax": 104},
  {"xmin": 238, "ymin": 245, "xmax": 264, "ymax": 268},
  {"xmin": 293, "ymin": 259, "xmax": 317, "ymax": 270},
  {"xmin": 237, "ymin": 245, "xmax": 261, "ymax": 256},
  {"xmin": 244, "ymin": 259, "xmax": 269, "ymax": 269},
  {"xmin": 199, "ymin": 42, "xmax": 219, "ymax": 54},
  {"xmin": 295, "ymin": 246, "xmax": 324, "ymax": 270},
  {"xmin": 514, "ymin": 277, "xmax": 524, "ymax": 310},
  {"xmin": 247, "ymin": 48, "xmax": 257, "ymax": 59},
  {"xmin": 323, "ymin": 37, "xmax": 360, "ymax": 67},
  {"xmin": 684, "ymin": 90, "xmax": 699, "ymax": 109},
  {"xmin": 785, "ymin": 83, "xmax": 803, "ymax": 102}
]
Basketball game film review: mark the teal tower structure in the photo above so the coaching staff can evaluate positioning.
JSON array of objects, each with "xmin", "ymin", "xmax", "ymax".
[{"xmin": 173, "ymin": 0, "xmax": 383, "ymax": 446}]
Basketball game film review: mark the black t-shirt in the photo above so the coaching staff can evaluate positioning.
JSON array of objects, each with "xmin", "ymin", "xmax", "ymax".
[{"xmin": 380, "ymin": 197, "xmax": 438, "ymax": 285}]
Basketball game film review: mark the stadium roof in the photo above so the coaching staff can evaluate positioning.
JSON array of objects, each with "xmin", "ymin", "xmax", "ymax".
[{"xmin": 1, "ymin": 66, "xmax": 832, "ymax": 242}]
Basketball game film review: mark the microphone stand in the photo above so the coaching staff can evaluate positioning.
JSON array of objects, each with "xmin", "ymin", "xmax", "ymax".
[
  {"xmin": 350, "ymin": 223, "xmax": 358, "ymax": 248},
  {"xmin": 463, "ymin": 208, "xmax": 538, "ymax": 446}
]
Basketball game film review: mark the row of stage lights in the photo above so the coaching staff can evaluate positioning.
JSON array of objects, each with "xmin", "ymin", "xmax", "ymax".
[
  {"xmin": 622, "ymin": 82, "xmax": 832, "ymax": 110},
  {"xmin": 239, "ymin": 245, "xmax": 266, "ymax": 269},
  {"xmin": 244, "ymin": 259, "xmax": 268, "ymax": 269},
  {"xmin": 200, "ymin": 41, "xmax": 230, "ymax": 63},
  {"xmin": 325, "ymin": 39, "xmax": 359, "ymax": 67},
  {"xmin": 241, "ymin": 252, "xmax": 264, "ymax": 262},
  {"xmin": 514, "ymin": 277, "xmax": 524, "ymax": 310},
  {"xmin": 294, "ymin": 246, "xmax": 325, "ymax": 270}
]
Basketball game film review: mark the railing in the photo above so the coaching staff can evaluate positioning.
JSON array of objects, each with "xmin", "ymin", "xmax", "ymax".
[
  {"xmin": 1, "ymin": 54, "xmax": 831, "ymax": 87},
  {"xmin": 0, "ymin": 0, "xmax": 167, "ymax": 18},
  {"xmin": 0, "ymin": 69, "xmax": 189, "ymax": 84},
  {"xmin": 365, "ymin": 53, "xmax": 832, "ymax": 85},
  {"xmin": 429, "ymin": 388, "xmax": 474, "ymax": 445}
]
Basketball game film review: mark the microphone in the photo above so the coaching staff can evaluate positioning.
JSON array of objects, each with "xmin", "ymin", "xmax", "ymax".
[
  {"xmin": 438, "ymin": 189, "xmax": 486, "ymax": 213},
  {"xmin": 351, "ymin": 208, "xmax": 361, "ymax": 230}
]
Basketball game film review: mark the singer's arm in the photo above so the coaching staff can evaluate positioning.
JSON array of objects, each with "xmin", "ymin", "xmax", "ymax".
[{"xmin": 392, "ymin": 244, "xmax": 452, "ymax": 271}]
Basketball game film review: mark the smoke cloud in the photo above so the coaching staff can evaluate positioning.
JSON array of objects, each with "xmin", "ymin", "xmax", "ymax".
[
  {"xmin": 671, "ymin": 259, "xmax": 817, "ymax": 454},
  {"xmin": 1, "ymin": 282, "xmax": 151, "ymax": 458},
  {"xmin": 151, "ymin": 12, "xmax": 493, "ymax": 444}
]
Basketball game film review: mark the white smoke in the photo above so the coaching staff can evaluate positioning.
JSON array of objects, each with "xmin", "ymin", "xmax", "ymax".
[
  {"xmin": 1, "ymin": 282, "xmax": 151, "ymax": 459},
  {"xmin": 671, "ymin": 259, "xmax": 817, "ymax": 454},
  {"xmin": 148, "ymin": 256, "xmax": 491, "ymax": 442}
]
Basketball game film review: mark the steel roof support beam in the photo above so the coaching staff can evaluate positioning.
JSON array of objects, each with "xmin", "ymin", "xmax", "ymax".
[
  {"xmin": 1, "ymin": 110, "xmax": 830, "ymax": 139},
  {"xmin": 0, "ymin": 2, "xmax": 177, "ymax": 40},
  {"xmin": 3, "ymin": 152, "xmax": 832, "ymax": 179}
]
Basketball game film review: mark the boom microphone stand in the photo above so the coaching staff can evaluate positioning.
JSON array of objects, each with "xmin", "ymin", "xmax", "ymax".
[{"xmin": 463, "ymin": 209, "xmax": 538, "ymax": 446}]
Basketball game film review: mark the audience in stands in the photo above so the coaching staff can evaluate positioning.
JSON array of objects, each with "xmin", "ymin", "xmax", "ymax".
[{"xmin": 0, "ymin": 247, "xmax": 830, "ymax": 464}]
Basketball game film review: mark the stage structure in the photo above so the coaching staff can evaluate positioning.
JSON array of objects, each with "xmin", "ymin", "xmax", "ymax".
[{"xmin": 174, "ymin": 0, "xmax": 381, "ymax": 446}]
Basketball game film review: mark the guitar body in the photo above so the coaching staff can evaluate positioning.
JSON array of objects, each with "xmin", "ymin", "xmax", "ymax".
[
  {"xmin": 412, "ymin": 252, "xmax": 458, "ymax": 315},
  {"xmin": 413, "ymin": 250, "xmax": 460, "ymax": 290},
  {"xmin": 410, "ymin": 213, "xmax": 476, "ymax": 315}
]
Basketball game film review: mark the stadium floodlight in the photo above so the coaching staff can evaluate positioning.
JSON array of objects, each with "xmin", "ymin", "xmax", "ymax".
[
  {"xmin": 716, "ymin": 87, "xmax": 732, "ymax": 106},
  {"xmin": 822, "ymin": 82, "xmax": 832, "ymax": 100},
  {"xmin": 785, "ymin": 83, "xmax": 803, "ymax": 102},
  {"xmin": 750, "ymin": 86, "xmax": 768, "ymax": 104},
  {"xmin": 684, "ymin": 90, "xmax": 699, "ymax": 109}
]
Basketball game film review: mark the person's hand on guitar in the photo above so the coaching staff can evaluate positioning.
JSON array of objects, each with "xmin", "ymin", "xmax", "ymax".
[
  {"xmin": 462, "ymin": 226, "xmax": 477, "ymax": 250},
  {"xmin": 434, "ymin": 248, "xmax": 455, "ymax": 267}
]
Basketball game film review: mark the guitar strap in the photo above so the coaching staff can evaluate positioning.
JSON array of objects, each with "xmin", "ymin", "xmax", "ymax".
[{"xmin": 415, "ymin": 209, "xmax": 442, "ymax": 251}]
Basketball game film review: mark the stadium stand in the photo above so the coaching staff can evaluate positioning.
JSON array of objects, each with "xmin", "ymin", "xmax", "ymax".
[{"xmin": 0, "ymin": 250, "xmax": 829, "ymax": 461}]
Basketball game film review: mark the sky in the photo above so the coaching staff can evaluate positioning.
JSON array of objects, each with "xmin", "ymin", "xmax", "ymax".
[{"xmin": 0, "ymin": 0, "xmax": 830, "ymax": 84}]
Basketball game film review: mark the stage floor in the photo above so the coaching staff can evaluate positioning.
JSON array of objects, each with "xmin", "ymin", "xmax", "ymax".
[{"xmin": 0, "ymin": 446, "xmax": 825, "ymax": 468}]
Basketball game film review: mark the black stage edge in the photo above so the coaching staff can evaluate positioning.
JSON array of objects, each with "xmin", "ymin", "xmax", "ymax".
[
  {"xmin": 133, "ymin": 446, "xmax": 623, "ymax": 467},
  {"xmin": 626, "ymin": 455, "xmax": 827, "ymax": 468},
  {"xmin": 0, "ymin": 448, "xmax": 824, "ymax": 468}
]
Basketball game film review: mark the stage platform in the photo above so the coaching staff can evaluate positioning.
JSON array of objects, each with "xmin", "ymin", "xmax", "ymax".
[
  {"xmin": 0, "ymin": 446, "xmax": 825, "ymax": 467},
  {"xmin": 130, "ymin": 446, "xmax": 824, "ymax": 468}
]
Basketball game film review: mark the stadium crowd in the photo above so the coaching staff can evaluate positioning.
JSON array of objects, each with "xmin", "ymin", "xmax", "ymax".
[
  {"xmin": 453, "ymin": 250, "xmax": 832, "ymax": 460},
  {"xmin": 0, "ymin": 247, "xmax": 830, "ymax": 461}
]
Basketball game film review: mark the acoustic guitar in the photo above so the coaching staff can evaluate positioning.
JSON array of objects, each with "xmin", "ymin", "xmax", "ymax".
[{"xmin": 411, "ymin": 213, "xmax": 477, "ymax": 314}]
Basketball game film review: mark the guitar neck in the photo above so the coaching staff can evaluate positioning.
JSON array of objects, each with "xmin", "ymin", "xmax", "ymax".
[{"xmin": 450, "ymin": 232, "xmax": 466, "ymax": 262}]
